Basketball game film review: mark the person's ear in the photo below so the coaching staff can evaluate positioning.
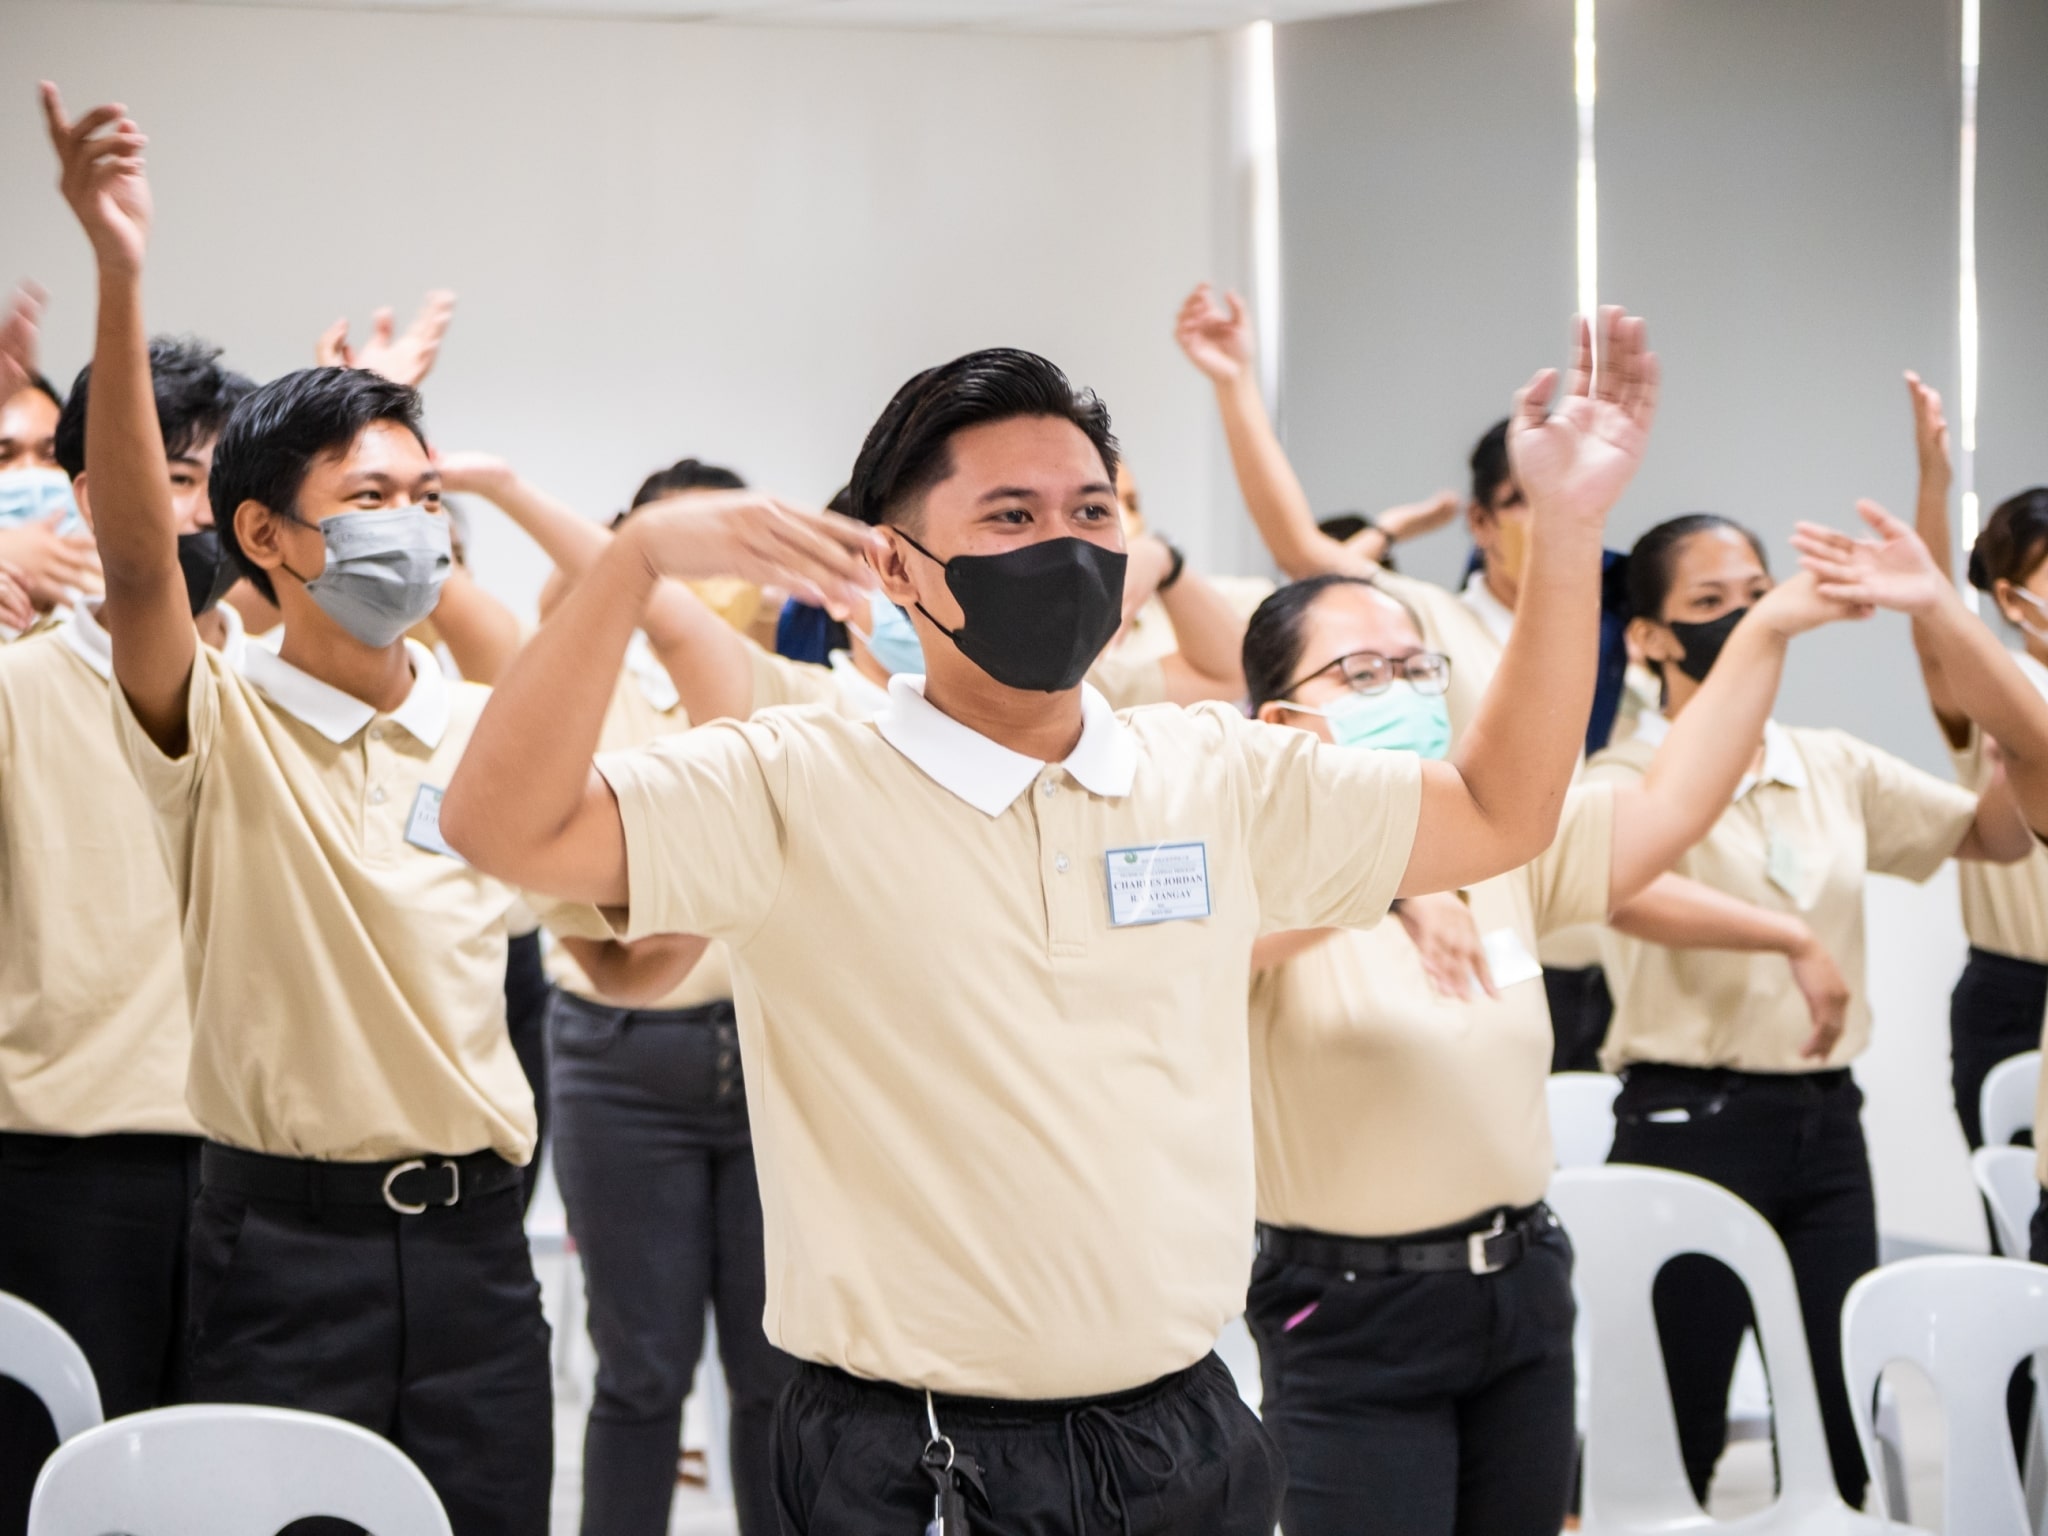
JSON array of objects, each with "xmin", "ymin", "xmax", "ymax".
[
  {"xmin": 1993, "ymin": 579, "xmax": 2029, "ymax": 631},
  {"xmin": 1628, "ymin": 614, "xmax": 1680, "ymax": 666},
  {"xmin": 70, "ymin": 471, "xmax": 91, "ymax": 531},
  {"xmin": 234, "ymin": 500, "xmax": 301, "ymax": 582},
  {"xmin": 1254, "ymin": 699, "xmax": 1294, "ymax": 727},
  {"xmin": 870, "ymin": 526, "xmax": 921, "ymax": 608}
]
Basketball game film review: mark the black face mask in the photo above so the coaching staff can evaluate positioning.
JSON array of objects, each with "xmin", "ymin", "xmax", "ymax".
[
  {"xmin": 1665, "ymin": 606, "xmax": 1749, "ymax": 683},
  {"xmin": 896, "ymin": 531, "xmax": 1127, "ymax": 693},
  {"xmin": 177, "ymin": 529, "xmax": 237, "ymax": 618}
]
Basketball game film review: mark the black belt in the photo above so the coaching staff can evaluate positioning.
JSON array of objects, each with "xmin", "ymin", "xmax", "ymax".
[
  {"xmin": 200, "ymin": 1142, "xmax": 521, "ymax": 1215},
  {"xmin": 1256, "ymin": 1204, "xmax": 1554, "ymax": 1277}
]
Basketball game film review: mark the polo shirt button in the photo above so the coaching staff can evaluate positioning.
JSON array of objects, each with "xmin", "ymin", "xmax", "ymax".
[
  {"xmin": 1041, "ymin": 780, "xmax": 1058, "ymax": 797},
  {"xmin": 1054, "ymin": 854, "xmax": 1070, "ymax": 873},
  {"xmin": 368, "ymin": 725, "xmax": 384, "ymax": 742},
  {"xmin": 370, "ymin": 787, "xmax": 387, "ymax": 805}
]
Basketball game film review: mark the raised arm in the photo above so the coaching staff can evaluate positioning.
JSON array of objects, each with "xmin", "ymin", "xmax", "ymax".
[
  {"xmin": 41, "ymin": 84, "xmax": 192, "ymax": 748},
  {"xmin": 1797, "ymin": 501, "xmax": 2048, "ymax": 836},
  {"xmin": 1901, "ymin": 372, "xmax": 1970, "ymax": 741},
  {"xmin": 1607, "ymin": 571, "xmax": 1866, "ymax": 901},
  {"xmin": 440, "ymin": 496, "xmax": 882, "ymax": 902},
  {"xmin": 1119, "ymin": 531, "xmax": 1248, "ymax": 702},
  {"xmin": 1397, "ymin": 309, "xmax": 1660, "ymax": 897}
]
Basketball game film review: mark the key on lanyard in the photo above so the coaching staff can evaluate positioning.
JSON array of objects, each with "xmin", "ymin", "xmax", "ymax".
[{"xmin": 919, "ymin": 1391, "xmax": 985, "ymax": 1536}]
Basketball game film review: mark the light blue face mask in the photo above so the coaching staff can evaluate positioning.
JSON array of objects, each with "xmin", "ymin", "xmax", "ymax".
[
  {"xmin": 856, "ymin": 588, "xmax": 927, "ymax": 676},
  {"xmin": 0, "ymin": 467, "xmax": 81, "ymax": 533},
  {"xmin": 1295, "ymin": 681, "xmax": 1452, "ymax": 760},
  {"xmin": 288, "ymin": 504, "xmax": 452, "ymax": 648}
]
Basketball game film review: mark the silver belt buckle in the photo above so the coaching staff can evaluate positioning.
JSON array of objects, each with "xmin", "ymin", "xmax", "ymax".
[
  {"xmin": 381, "ymin": 1157, "xmax": 461, "ymax": 1215},
  {"xmin": 1468, "ymin": 1211, "xmax": 1508, "ymax": 1275}
]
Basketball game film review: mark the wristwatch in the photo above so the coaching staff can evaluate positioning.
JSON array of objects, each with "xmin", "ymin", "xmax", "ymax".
[{"xmin": 1158, "ymin": 541, "xmax": 1188, "ymax": 592}]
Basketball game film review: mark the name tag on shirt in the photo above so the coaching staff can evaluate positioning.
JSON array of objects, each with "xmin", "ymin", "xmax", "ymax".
[
  {"xmin": 1766, "ymin": 827, "xmax": 1805, "ymax": 904},
  {"xmin": 405, "ymin": 784, "xmax": 465, "ymax": 862},
  {"xmin": 1480, "ymin": 928, "xmax": 1544, "ymax": 989},
  {"xmin": 1105, "ymin": 842, "xmax": 1212, "ymax": 927}
]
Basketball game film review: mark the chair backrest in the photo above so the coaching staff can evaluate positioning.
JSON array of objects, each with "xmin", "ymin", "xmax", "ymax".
[
  {"xmin": 1982, "ymin": 1050, "xmax": 2042, "ymax": 1151},
  {"xmin": 1842, "ymin": 1255, "xmax": 2048, "ymax": 1536},
  {"xmin": 0, "ymin": 1293, "xmax": 101, "ymax": 1445},
  {"xmin": 28, "ymin": 1404, "xmax": 453, "ymax": 1536},
  {"xmin": 1548, "ymin": 1166, "xmax": 1843, "ymax": 1529},
  {"xmin": 1973, "ymin": 1145, "xmax": 2039, "ymax": 1259},
  {"xmin": 1547, "ymin": 1071, "xmax": 1621, "ymax": 1169}
]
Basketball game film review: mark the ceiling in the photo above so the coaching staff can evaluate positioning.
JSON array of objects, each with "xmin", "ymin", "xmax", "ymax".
[{"xmin": 104, "ymin": 0, "xmax": 1436, "ymax": 38}]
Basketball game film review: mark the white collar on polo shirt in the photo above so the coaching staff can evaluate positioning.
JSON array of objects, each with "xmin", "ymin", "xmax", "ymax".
[
  {"xmin": 624, "ymin": 630, "xmax": 681, "ymax": 714},
  {"xmin": 56, "ymin": 599, "xmax": 249, "ymax": 680},
  {"xmin": 875, "ymin": 674, "xmax": 1137, "ymax": 818},
  {"xmin": 238, "ymin": 636, "xmax": 450, "ymax": 749},
  {"xmin": 1459, "ymin": 570, "xmax": 1516, "ymax": 646},
  {"xmin": 1630, "ymin": 711, "xmax": 1807, "ymax": 798}
]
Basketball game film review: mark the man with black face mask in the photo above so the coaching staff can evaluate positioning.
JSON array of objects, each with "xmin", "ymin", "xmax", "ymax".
[
  {"xmin": 0, "ymin": 332, "xmax": 251, "ymax": 1532},
  {"xmin": 448, "ymin": 317, "xmax": 1662, "ymax": 1533}
]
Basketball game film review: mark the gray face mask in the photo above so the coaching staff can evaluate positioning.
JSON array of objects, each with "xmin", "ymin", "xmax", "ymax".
[{"xmin": 287, "ymin": 504, "xmax": 452, "ymax": 648}]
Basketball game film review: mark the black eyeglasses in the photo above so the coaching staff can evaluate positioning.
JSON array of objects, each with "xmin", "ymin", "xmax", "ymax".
[{"xmin": 1283, "ymin": 649, "xmax": 1452, "ymax": 699}]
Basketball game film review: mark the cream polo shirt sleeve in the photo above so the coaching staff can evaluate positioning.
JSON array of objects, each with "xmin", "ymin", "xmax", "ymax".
[
  {"xmin": 108, "ymin": 645, "xmax": 225, "ymax": 885},
  {"xmin": 1228, "ymin": 714, "xmax": 1425, "ymax": 934},
  {"xmin": 1526, "ymin": 783, "xmax": 1616, "ymax": 938},
  {"xmin": 748, "ymin": 643, "xmax": 840, "ymax": 713},
  {"xmin": 1086, "ymin": 646, "xmax": 1167, "ymax": 710},
  {"xmin": 595, "ymin": 714, "xmax": 793, "ymax": 944},
  {"xmin": 1950, "ymin": 722, "xmax": 2048, "ymax": 961},
  {"xmin": 1848, "ymin": 730, "xmax": 1980, "ymax": 879}
]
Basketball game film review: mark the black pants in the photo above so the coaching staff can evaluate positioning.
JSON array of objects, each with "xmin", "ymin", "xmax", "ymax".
[
  {"xmin": 550, "ymin": 991, "xmax": 797, "ymax": 1536},
  {"xmin": 504, "ymin": 930, "xmax": 554, "ymax": 1211},
  {"xmin": 772, "ymin": 1353, "xmax": 1282, "ymax": 1535},
  {"xmin": 1951, "ymin": 947, "xmax": 2046, "ymax": 1149},
  {"xmin": 1245, "ymin": 1213, "xmax": 1577, "ymax": 1536},
  {"xmin": 1543, "ymin": 966, "xmax": 1613, "ymax": 1074},
  {"xmin": 1609, "ymin": 1065, "xmax": 1875, "ymax": 1507},
  {"xmin": 0, "ymin": 1131, "xmax": 201, "ymax": 1536},
  {"xmin": 186, "ymin": 1147, "xmax": 553, "ymax": 1536}
]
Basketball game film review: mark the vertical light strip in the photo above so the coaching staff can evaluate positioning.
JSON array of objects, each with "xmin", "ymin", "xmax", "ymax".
[
  {"xmin": 1957, "ymin": 0, "xmax": 1982, "ymax": 603},
  {"xmin": 1573, "ymin": 0, "xmax": 1599, "ymax": 329},
  {"xmin": 1247, "ymin": 19, "xmax": 1283, "ymax": 411}
]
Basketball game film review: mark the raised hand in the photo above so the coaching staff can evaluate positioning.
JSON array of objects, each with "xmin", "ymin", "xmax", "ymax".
[
  {"xmin": 1792, "ymin": 500, "xmax": 1949, "ymax": 616},
  {"xmin": 40, "ymin": 84, "xmax": 152, "ymax": 274},
  {"xmin": 316, "ymin": 291, "xmax": 457, "ymax": 389},
  {"xmin": 0, "ymin": 510, "xmax": 104, "ymax": 609},
  {"xmin": 1747, "ymin": 567, "xmax": 1873, "ymax": 637},
  {"xmin": 627, "ymin": 492, "xmax": 883, "ymax": 620},
  {"xmin": 432, "ymin": 449, "xmax": 516, "ymax": 499},
  {"xmin": 1173, "ymin": 283, "xmax": 1254, "ymax": 384},
  {"xmin": 1507, "ymin": 306, "xmax": 1660, "ymax": 528},
  {"xmin": 1378, "ymin": 489, "xmax": 1462, "ymax": 545},
  {"xmin": 0, "ymin": 283, "xmax": 48, "ymax": 403},
  {"xmin": 1905, "ymin": 370, "xmax": 1952, "ymax": 489}
]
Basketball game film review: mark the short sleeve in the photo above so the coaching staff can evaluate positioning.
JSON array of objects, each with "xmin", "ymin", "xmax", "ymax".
[
  {"xmin": 1851, "ymin": 734, "xmax": 1979, "ymax": 881},
  {"xmin": 527, "ymin": 896, "xmax": 615, "ymax": 942},
  {"xmin": 748, "ymin": 645, "xmax": 839, "ymax": 713},
  {"xmin": 1088, "ymin": 647, "xmax": 1166, "ymax": 710},
  {"xmin": 1948, "ymin": 721, "xmax": 1994, "ymax": 793},
  {"xmin": 1231, "ymin": 712, "xmax": 1423, "ymax": 933},
  {"xmin": 1526, "ymin": 783, "xmax": 1615, "ymax": 937},
  {"xmin": 594, "ymin": 715, "xmax": 791, "ymax": 944},
  {"xmin": 110, "ymin": 646, "xmax": 221, "ymax": 822}
]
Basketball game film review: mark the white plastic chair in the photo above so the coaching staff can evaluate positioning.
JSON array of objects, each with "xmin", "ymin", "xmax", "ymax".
[
  {"xmin": 1976, "ymin": 1145, "xmax": 2041, "ymax": 1259},
  {"xmin": 1983, "ymin": 1050, "xmax": 2042, "ymax": 1151},
  {"xmin": 1549, "ymin": 1165, "xmax": 1918, "ymax": 1535},
  {"xmin": 0, "ymin": 1293, "xmax": 101, "ymax": 1447},
  {"xmin": 1843, "ymin": 1256, "xmax": 2048, "ymax": 1536},
  {"xmin": 1548, "ymin": 1071, "xmax": 1622, "ymax": 1169},
  {"xmin": 28, "ymin": 1403, "xmax": 452, "ymax": 1536}
]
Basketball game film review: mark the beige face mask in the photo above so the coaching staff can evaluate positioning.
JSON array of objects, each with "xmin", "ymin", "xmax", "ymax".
[{"xmin": 1492, "ymin": 512, "xmax": 1532, "ymax": 585}]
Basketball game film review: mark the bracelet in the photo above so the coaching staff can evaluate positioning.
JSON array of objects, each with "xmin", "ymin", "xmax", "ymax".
[{"xmin": 1158, "ymin": 541, "xmax": 1188, "ymax": 592}]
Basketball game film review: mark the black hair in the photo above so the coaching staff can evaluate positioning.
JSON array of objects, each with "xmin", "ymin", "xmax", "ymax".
[
  {"xmin": 1243, "ymin": 573, "xmax": 1389, "ymax": 711},
  {"xmin": 1317, "ymin": 512, "xmax": 1368, "ymax": 543},
  {"xmin": 847, "ymin": 348, "xmax": 1119, "ymax": 528},
  {"xmin": 208, "ymin": 366, "xmax": 427, "ymax": 604},
  {"xmin": 24, "ymin": 372, "xmax": 63, "ymax": 410},
  {"xmin": 1624, "ymin": 513, "xmax": 1770, "ymax": 623},
  {"xmin": 1968, "ymin": 488, "xmax": 2048, "ymax": 594},
  {"xmin": 54, "ymin": 336, "xmax": 254, "ymax": 483},
  {"xmin": 1469, "ymin": 417, "xmax": 1512, "ymax": 508}
]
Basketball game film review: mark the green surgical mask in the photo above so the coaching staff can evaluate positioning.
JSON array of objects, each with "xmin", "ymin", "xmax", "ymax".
[{"xmin": 1293, "ymin": 682, "xmax": 1452, "ymax": 759}]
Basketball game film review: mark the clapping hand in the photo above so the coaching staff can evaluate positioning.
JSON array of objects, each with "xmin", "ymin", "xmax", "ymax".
[{"xmin": 1507, "ymin": 307, "xmax": 1660, "ymax": 530}]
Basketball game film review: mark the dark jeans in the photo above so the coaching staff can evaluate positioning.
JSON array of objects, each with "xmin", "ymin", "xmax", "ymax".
[
  {"xmin": 504, "ymin": 930, "xmax": 555, "ymax": 1211},
  {"xmin": 187, "ymin": 1151, "xmax": 552, "ymax": 1536},
  {"xmin": 1245, "ymin": 1213, "xmax": 1577, "ymax": 1536},
  {"xmin": 1543, "ymin": 966, "xmax": 1613, "ymax": 1074},
  {"xmin": 1951, "ymin": 947, "xmax": 2046, "ymax": 1149},
  {"xmin": 0, "ymin": 1131, "xmax": 201, "ymax": 1536},
  {"xmin": 1609, "ymin": 1064, "xmax": 1876, "ymax": 1507},
  {"xmin": 550, "ymin": 991, "xmax": 796, "ymax": 1536},
  {"xmin": 772, "ymin": 1353, "xmax": 1283, "ymax": 1536}
]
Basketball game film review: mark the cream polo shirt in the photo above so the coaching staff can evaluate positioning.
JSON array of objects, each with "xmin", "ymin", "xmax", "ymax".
[
  {"xmin": 1589, "ymin": 718, "xmax": 1978, "ymax": 1073},
  {"xmin": 1951, "ymin": 652, "xmax": 2048, "ymax": 964},
  {"xmin": 0, "ymin": 602, "xmax": 243, "ymax": 1137},
  {"xmin": 112, "ymin": 637, "xmax": 581, "ymax": 1163},
  {"xmin": 543, "ymin": 663, "xmax": 734, "ymax": 1010},
  {"xmin": 595, "ymin": 679, "xmax": 1423, "ymax": 1398},
  {"xmin": 1253, "ymin": 784, "xmax": 1614, "ymax": 1238}
]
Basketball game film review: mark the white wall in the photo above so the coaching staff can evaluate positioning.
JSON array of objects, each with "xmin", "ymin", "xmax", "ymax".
[{"xmin": 0, "ymin": 0, "xmax": 1240, "ymax": 615}]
